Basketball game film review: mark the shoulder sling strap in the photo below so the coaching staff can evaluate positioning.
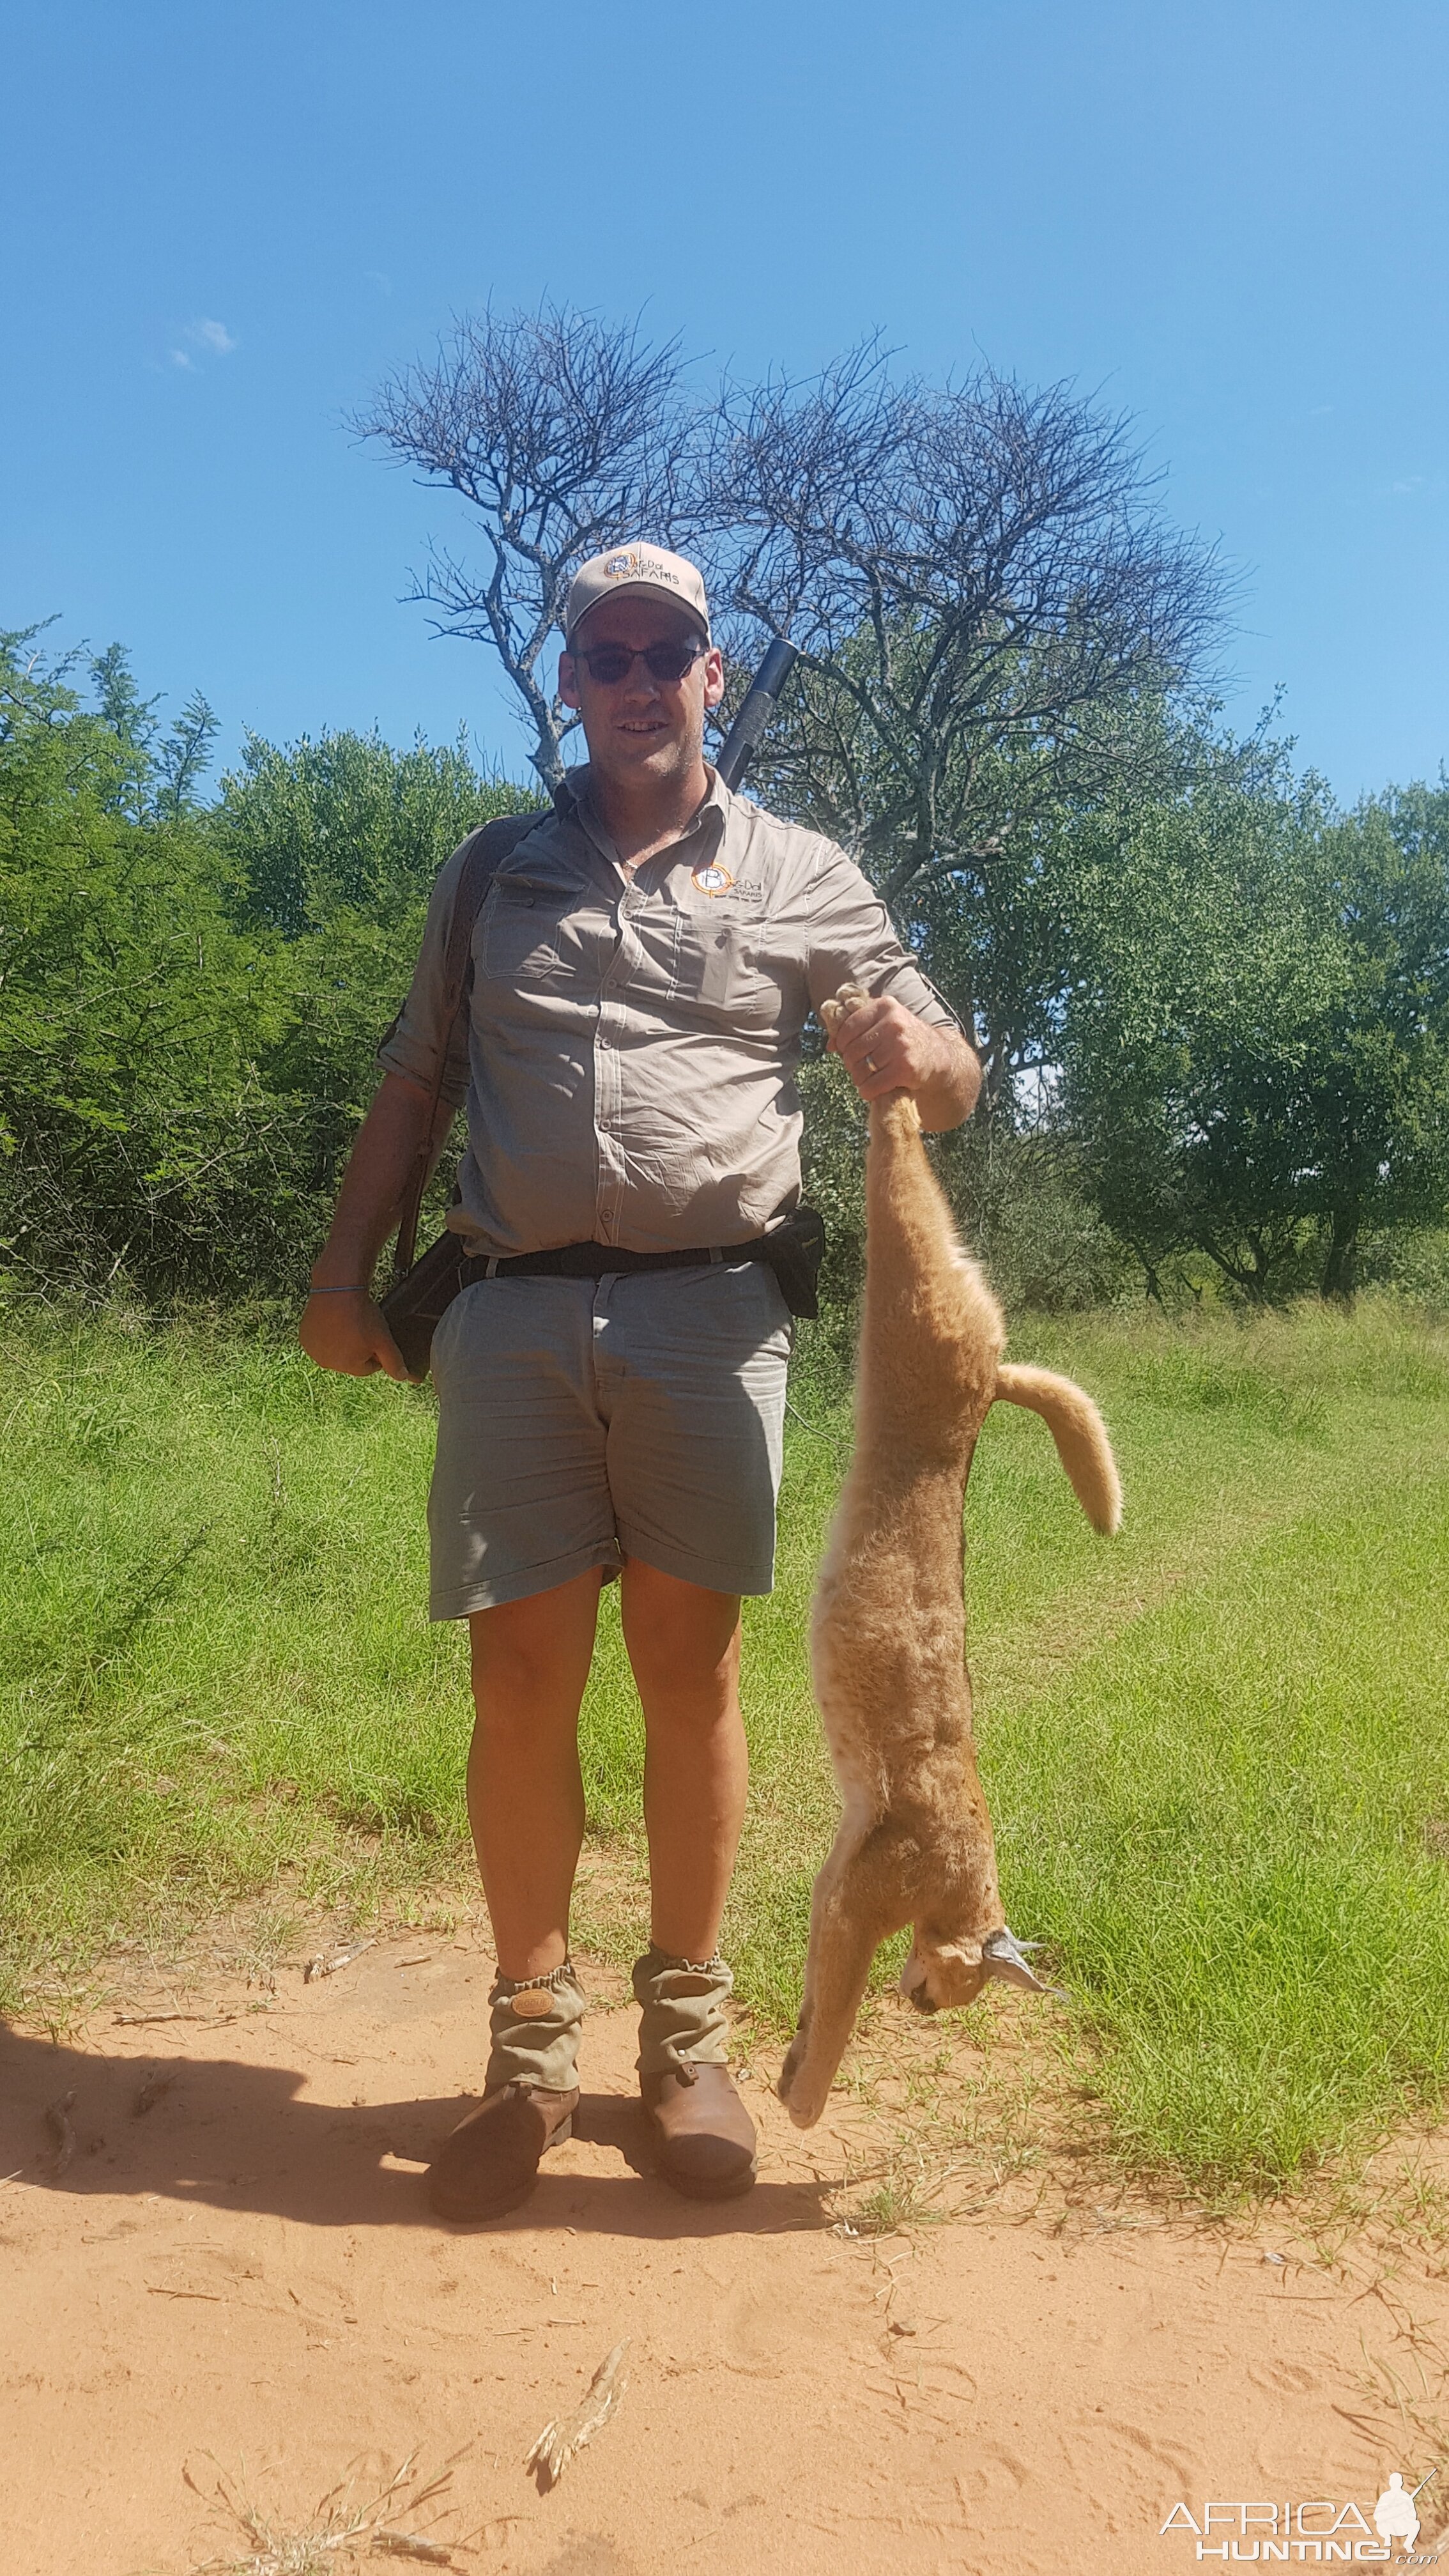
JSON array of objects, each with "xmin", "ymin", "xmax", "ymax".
[{"xmin": 390, "ymin": 810, "xmax": 539, "ymax": 1281}]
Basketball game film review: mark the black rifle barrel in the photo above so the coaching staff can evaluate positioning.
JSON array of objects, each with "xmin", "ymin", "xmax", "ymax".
[{"xmin": 712, "ymin": 638, "xmax": 799, "ymax": 792}]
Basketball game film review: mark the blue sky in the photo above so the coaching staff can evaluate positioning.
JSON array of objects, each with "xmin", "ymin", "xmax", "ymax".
[{"xmin": 2, "ymin": 0, "xmax": 1445, "ymax": 801}]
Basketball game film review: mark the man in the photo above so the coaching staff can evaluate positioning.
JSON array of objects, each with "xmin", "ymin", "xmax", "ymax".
[{"xmin": 300, "ymin": 544, "xmax": 980, "ymax": 2223}]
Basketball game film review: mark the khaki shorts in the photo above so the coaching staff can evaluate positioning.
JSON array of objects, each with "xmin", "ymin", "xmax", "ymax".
[{"xmin": 427, "ymin": 1261, "xmax": 793, "ymax": 1617}]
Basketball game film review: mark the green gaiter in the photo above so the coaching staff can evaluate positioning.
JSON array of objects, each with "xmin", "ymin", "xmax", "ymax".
[
  {"xmin": 632, "ymin": 1947, "xmax": 733, "ymax": 2077},
  {"xmin": 485, "ymin": 1959, "xmax": 587, "ymax": 2094}
]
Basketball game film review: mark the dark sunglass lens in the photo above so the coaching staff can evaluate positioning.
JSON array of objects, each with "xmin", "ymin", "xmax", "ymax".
[
  {"xmin": 585, "ymin": 646, "xmax": 634, "ymax": 684},
  {"xmin": 643, "ymin": 642, "xmax": 697, "ymax": 681}
]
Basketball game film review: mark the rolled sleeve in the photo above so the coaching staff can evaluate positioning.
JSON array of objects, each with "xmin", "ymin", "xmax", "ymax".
[
  {"xmin": 376, "ymin": 838, "xmax": 474, "ymax": 1107},
  {"xmin": 802, "ymin": 846, "xmax": 963, "ymax": 1035}
]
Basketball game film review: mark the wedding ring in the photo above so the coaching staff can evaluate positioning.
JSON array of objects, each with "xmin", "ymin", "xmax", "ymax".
[{"xmin": 864, "ymin": 1053, "xmax": 878, "ymax": 1074}]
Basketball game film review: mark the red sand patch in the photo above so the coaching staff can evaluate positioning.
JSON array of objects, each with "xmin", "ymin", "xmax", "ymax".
[{"xmin": 3, "ymin": 1932, "xmax": 1448, "ymax": 2573}]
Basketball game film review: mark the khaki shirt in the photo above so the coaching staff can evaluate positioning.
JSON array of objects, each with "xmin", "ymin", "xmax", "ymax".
[{"xmin": 378, "ymin": 765, "xmax": 959, "ymax": 1257}]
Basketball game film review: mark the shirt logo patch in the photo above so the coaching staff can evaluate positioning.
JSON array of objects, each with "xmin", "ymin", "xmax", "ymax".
[{"xmin": 691, "ymin": 863, "xmax": 734, "ymax": 897}]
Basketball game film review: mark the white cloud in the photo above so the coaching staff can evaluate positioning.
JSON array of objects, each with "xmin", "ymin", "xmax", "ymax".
[{"xmin": 164, "ymin": 318, "xmax": 238, "ymax": 374}]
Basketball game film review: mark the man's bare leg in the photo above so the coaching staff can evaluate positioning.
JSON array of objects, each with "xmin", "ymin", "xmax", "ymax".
[
  {"xmin": 620, "ymin": 1556, "xmax": 756, "ymax": 2195},
  {"xmin": 466, "ymin": 1568, "xmax": 604, "ymax": 1980},
  {"xmin": 429, "ymin": 1573, "xmax": 601, "ymax": 2221},
  {"xmin": 619, "ymin": 1558, "xmax": 747, "ymax": 1958}
]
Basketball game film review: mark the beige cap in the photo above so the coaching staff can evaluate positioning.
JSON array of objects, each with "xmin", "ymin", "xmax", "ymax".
[{"xmin": 564, "ymin": 543, "xmax": 711, "ymax": 645}]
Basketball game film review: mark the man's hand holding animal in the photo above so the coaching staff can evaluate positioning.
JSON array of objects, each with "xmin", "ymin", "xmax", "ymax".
[{"xmin": 828, "ymin": 991, "xmax": 980, "ymax": 1131}]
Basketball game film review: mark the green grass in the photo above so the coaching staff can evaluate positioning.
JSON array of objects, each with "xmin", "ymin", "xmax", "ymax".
[{"xmin": 3, "ymin": 1297, "xmax": 1448, "ymax": 2194}]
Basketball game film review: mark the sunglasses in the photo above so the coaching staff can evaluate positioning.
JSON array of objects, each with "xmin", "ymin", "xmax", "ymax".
[{"xmin": 566, "ymin": 638, "xmax": 708, "ymax": 686}]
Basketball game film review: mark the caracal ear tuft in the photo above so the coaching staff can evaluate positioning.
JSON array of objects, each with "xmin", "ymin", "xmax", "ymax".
[{"xmin": 981, "ymin": 1926, "xmax": 1061, "ymax": 1996}]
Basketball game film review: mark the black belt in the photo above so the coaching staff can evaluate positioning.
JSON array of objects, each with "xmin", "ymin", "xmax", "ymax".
[{"xmin": 459, "ymin": 1238, "xmax": 767, "ymax": 1286}]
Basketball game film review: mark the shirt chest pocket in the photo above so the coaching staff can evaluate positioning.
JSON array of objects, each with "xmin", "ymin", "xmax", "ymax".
[
  {"xmin": 482, "ymin": 878, "xmax": 579, "ymax": 985},
  {"xmin": 674, "ymin": 902, "xmax": 779, "ymax": 1024}
]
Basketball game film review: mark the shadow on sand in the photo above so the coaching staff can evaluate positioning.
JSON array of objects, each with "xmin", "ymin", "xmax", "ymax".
[{"xmin": 0, "ymin": 2023, "xmax": 831, "ymax": 2239}]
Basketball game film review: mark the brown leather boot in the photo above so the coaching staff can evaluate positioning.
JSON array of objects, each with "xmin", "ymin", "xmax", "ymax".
[
  {"xmin": 641, "ymin": 2062, "xmax": 758, "ymax": 2200},
  {"xmin": 427, "ymin": 2081, "xmax": 579, "ymax": 2223}
]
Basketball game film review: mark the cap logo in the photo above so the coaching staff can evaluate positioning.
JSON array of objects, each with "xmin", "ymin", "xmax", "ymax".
[{"xmin": 601, "ymin": 548, "xmax": 681, "ymax": 592}]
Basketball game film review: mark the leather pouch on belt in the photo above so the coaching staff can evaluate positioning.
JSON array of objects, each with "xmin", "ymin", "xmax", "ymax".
[{"xmin": 758, "ymin": 1206, "xmax": 826, "ymax": 1320}]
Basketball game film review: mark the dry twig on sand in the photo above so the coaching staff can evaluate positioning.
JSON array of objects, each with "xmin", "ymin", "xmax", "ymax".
[
  {"xmin": 45, "ymin": 2088, "xmax": 76, "ymax": 2174},
  {"xmin": 185, "ymin": 2447, "xmax": 461, "ymax": 2573},
  {"xmin": 303, "ymin": 1939, "xmax": 376, "ymax": 1986},
  {"xmin": 115, "ymin": 2007, "xmax": 208, "ymax": 2025},
  {"xmin": 524, "ymin": 2343, "xmax": 628, "ymax": 2492}
]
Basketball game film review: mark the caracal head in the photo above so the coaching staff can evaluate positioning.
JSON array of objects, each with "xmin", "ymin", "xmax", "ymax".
[{"xmin": 900, "ymin": 1939, "xmax": 990, "ymax": 2015}]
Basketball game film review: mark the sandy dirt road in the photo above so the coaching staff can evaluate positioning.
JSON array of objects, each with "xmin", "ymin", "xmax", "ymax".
[{"xmin": 3, "ymin": 1931, "xmax": 1447, "ymax": 2575}]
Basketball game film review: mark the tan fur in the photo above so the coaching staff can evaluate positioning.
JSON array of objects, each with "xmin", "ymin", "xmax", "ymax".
[{"xmin": 777, "ymin": 988, "xmax": 1122, "ymax": 2130}]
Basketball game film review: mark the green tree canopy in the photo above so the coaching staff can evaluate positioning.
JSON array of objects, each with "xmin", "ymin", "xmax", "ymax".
[
  {"xmin": 1061, "ymin": 744, "xmax": 1449, "ymax": 1298},
  {"xmin": 0, "ymin": 633, "xmax": 537, "ymax": 1302},
  {"xmin": 0, "ymin": 626, "xmax": 277, "ymax": 1297},
  {"xmin": 211, "ymin": 725, "xmax": 531, "ymax": 936}
]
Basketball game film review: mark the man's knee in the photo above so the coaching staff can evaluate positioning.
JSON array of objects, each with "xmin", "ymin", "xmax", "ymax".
[
  {"xmin": 621, "ymin": 1559, "xmax": 741, "ymax": 1702},
  {"xmin": 468, "ymin": 1571, "xmax": 602, "ymax": 1712}
]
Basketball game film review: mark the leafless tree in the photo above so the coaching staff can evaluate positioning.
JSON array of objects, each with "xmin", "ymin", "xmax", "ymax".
[
  {"xmin": 355, "ymin": 312, "xmax": 1223, "ymax": 1090},
  {"xmin": 353, "ymin": 304, "xmax": 707, "ymax": 789},
  {"xmin": 709, "ymin": 343, "xmax": 1225, "ymax": 1045}
]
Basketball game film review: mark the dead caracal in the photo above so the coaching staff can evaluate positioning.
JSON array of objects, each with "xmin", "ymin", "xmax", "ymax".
[{"xmin": 778, "ymin": 986, "xmax": 1122, "ymax": 2130}]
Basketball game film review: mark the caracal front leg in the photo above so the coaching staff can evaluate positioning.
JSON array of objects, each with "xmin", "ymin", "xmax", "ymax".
[{"xmin": 778, "ymin": 1821, "xmax": 907, "ymax": 2130}]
